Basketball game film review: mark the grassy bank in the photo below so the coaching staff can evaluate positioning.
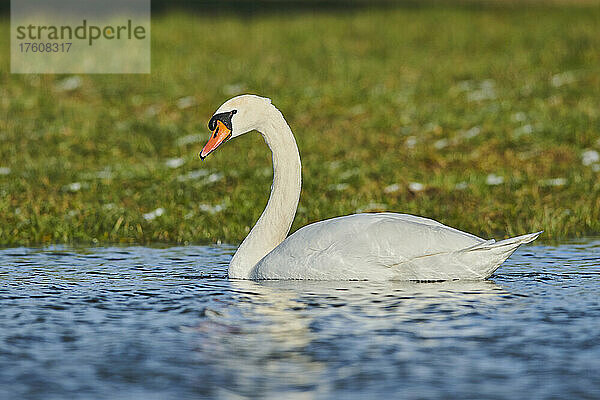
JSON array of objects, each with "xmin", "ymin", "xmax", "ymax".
[{"xmin": 0, "ymin": 3, "xmax": 599, "ymax": 246}]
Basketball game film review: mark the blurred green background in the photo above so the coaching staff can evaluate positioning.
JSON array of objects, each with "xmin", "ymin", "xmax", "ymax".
[{"xmin": 1, "ymin": 1, "xmax": 599, "ymax": 245}]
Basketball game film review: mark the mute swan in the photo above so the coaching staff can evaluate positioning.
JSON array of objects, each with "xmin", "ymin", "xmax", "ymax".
[{"xmin": 200, "ymin": 94, "xmax": 541, "ymax": 280}]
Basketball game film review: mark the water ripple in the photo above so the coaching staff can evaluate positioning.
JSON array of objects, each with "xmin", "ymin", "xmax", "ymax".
[{"xmin": 0, "ymin": 241, "xmax": 599, "ymax": 399}]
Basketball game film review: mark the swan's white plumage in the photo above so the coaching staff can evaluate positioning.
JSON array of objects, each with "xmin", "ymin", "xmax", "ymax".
[
  {"xmin": 202, "ymin": 95, "xmax": 541, "ymax": 281},
  {"xmin": 251, "ymin": 213, "xmax": 541, "ymax": 281}
]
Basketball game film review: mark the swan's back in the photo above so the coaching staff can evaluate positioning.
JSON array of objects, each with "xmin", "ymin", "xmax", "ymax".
[{"xmin": 251, "ymin": 213, "xmax": 540, "ymax": 281}]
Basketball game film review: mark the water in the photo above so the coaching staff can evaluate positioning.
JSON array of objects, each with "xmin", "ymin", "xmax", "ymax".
[{"xmin": 0, "ymin": 240, "xmax": 599, "ymax": 400}]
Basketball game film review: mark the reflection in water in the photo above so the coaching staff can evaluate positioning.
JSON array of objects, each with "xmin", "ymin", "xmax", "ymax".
[
  {"xmin": 195, "ymin": 279, "xmax": 510, "ymax": 397},
  {"xmin": 0, "ymin": 240, "xmax": 599, "ymax": 399}
]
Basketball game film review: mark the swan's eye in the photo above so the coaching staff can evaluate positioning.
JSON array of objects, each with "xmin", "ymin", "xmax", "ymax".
[{"xmin": 208, "ymin": 110, "xmax": 236, "ymax": 133}]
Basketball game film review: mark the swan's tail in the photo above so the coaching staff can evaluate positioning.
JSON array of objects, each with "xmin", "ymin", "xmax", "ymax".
[
  {"xmin": 460, "ymin": 231, "xmax": 543, "ymax": 279},
  {"xmin": 393, "ymin": 231, "xmax": 542, "ymax": 281}
]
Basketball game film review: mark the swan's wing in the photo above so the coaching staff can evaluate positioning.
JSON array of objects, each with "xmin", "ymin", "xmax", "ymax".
[{"xmin": 253, "ymin": 213, "xmax": 493, "ymax": 280}]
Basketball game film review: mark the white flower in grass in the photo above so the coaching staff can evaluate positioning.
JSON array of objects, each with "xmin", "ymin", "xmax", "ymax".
[
  {"xmin": 405, "ymin": 136, "xmax": 417, "ymax": 149},
  {"xmin": 328, "ymin": 183, "xmax": 349, "ymax": 191},
  {"xmin": 511, "ymin": 112, "xmax": 527, "ymax": 122},
  {"xmin": 408, "ymin": 182, "xmax": 424, "ymax": 192},
  {"xmin": 384, "ymin": 183, "xmax": 400, "ymax": 193},
  {"xmin": 165, "ymin": 158, "xmax": 185, "ymax": 169},
  {"xmin": 486, "ymin": 174, "xmax": 504, "ymax": 186},
  {"xmin": 551, "ymin": 71, "xmax": 576, "ymax": 87},
  {"xmin": 327, "ymin": 161, "xmax": 342, "ymax": 170},
  {"xmin": 455, "ymin": 182, "xmax": 468, "ymax": 190},
  {"xmin": 176, "ymin": 96, "xmax": 196, "ymax": 109},
  {"xmin": 145, "ymin": 105, "xmax": 161, "ymax": 117},
  {"xmin": 177, "ymin": 169, "xmax": 209, "ymax": 182},
  {"xmin": 581, "ymin": 149, "xmax": 599, "ymax": 166},
  {"xmin": 96, "ymin": 168, "xmax": 112, "ymax": 179},
  {"xmin": 199, "ymin": 203, "xmax": 226, "ymax": 215},
  {"xmin": 454, "ymin": 80, "xmax": 475, "ymax": 92},
  {"xmin": 513, "ymin": 124, "xmax": 534, "ymax": 137},
  {"xmin": 339, "ymin": 168, "xmax": 359, "ymax": 180},
  {"xmin": 0, "ymin": 167, "xmax": 10, "ymax": 175},
  {"xmin": 434, "ymin": 139, "xmax": 448, "ymax": 149},
  {"xmin": 56, "ymin": 76, "xmax": 82, "ymax": 92},
  {"xmin": 206, "ymin": 173, "xmax": 223, "ymax": 184},
  {"xmin": 540, "ymin": 178, "xmax": 567, "ymax": 187},
  {"xmin": 143, "ymin": 208, "xmax": 164, "ymax": 221},
  {"xmin": 223, "ymin": 83, "xmax": 246, "ymax": 96},
  {"xmin": 65, "ymin": 182, "xmax": 82, "ymax": 192},
  {"xmin": 467, "ymin": 80, "xmax": 496, "ymax": 102},
  {"xmin": 462, "ymin": 126, "xmax": 481, "ymax": 139}
]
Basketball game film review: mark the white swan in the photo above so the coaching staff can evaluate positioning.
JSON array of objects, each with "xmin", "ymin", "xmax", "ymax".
[{"xmin": 200, "ymin": 94, "xmax": 541, "ymax": 281}]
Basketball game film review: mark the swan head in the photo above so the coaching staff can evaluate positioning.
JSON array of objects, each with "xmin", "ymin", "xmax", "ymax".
[{"xmin": 200, "ymin": 94, "xmax": 272, "ymax": 159}]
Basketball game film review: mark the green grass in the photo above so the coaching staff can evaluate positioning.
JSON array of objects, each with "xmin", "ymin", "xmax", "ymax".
[{"xmin": 0, "ymin": 3, "xmax": 599, "ymax": 246}]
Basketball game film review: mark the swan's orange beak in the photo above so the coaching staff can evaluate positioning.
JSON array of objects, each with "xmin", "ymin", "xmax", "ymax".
[{"xmin": 199, "ymin": 120, "xmax": 231, "ymax": 159}]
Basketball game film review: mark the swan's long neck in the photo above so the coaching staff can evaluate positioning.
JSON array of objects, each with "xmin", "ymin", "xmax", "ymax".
[{"xmin": 228, "ymin": 106, "xmax": 301, "ymax": 279}]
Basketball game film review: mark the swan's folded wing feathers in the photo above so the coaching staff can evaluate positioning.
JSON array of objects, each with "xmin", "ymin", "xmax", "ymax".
[{"xmin": 255, "ymin": 213, "xmax": 490, "ymax": 280}]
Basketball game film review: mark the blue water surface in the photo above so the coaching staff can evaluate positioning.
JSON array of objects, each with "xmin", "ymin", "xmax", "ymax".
[{"xmin": 0, "ymin": 239, "xmax": 599, "ymax": 399}]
